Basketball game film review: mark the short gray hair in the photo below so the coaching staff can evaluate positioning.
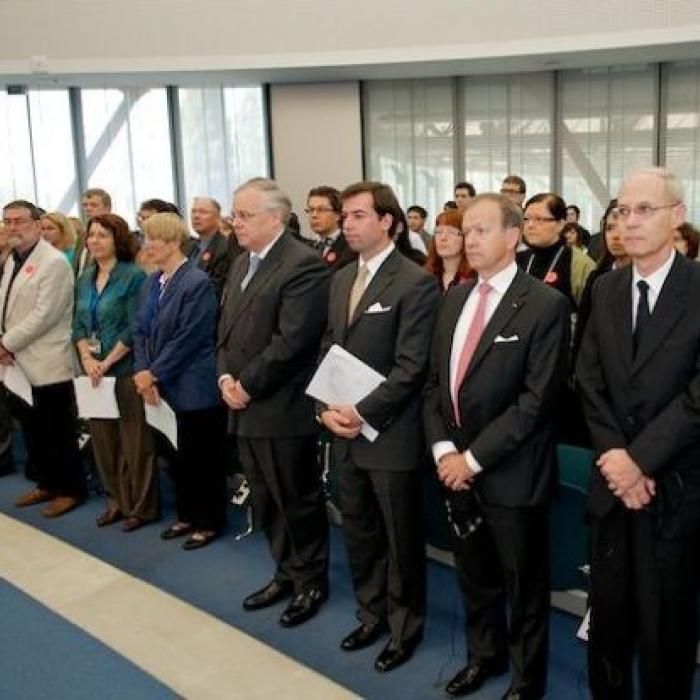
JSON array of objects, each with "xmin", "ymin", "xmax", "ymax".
[
  {"xmin": 234, "ymin": 178, "xmax": 291, "ymax": 224},
  {"xmin": 623, "ymin": 167, "xmax": 685, "ymax": 203},
  {"xmin": 192, "ymin": 196, "xmax": 221, "ymax": 213}
]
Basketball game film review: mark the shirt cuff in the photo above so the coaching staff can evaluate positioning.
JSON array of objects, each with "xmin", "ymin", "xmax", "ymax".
[
  {"xmin": 465, "ymin": 449, "xmax": 483, "ymax": 474},
  {"xmin": 218, "ymin": 373, "xmax": 233, "ymax": 389},
  {"xmin": 352, "ymin": 406, "xmax": 377, "ymax": 434},
  {"xmin": 432, "ymin": 440, "xmax": 458, "ymax": 465}
]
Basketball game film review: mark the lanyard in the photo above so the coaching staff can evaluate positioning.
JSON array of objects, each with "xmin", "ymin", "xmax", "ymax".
[
  {"xmin": 88, "ymin": 282, "xmax": 101, "ymax": 335},
  {"xmin": 525, "ymin": 244, "xmax": 564, "ymax": 279}
]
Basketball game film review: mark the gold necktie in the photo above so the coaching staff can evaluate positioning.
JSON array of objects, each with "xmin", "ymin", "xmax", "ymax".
[{"xmin": 348, "ymin": 263, "xmax": 369, "ymax": 322}]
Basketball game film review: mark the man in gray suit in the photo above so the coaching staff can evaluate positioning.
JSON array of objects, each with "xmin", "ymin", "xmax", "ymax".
[
  {"xmin": 0, "ymin": 200, "xmax": 85, "ymax": 517},
  {"xmin": 319, "ymin": 181, "xmax": 439, "ymax": 673}
]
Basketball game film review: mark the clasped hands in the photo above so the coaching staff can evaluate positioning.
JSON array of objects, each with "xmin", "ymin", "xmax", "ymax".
[
  {"xmin": 82, "ymin": 355, "xmax": 108, "ymax": 387},
  {"xmin": 220, "ymin": 376, "xmax": 251, "ymax": 411},
  {"xmin": 437, "ymin": 452, "xmax": 474, "ymax": 492},
  {"xmin": 321, "ymin": 405, "xmax": 363, "ymax": 439},
  {"xmin": 598, "ymin": 448, "xmax": 655, "ymax": 510},
  {"xmin": 134, "ymin": 369, "xmax": 160, "ymax": 407}
]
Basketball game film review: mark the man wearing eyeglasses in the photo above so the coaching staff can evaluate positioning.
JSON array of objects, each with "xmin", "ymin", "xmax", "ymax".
[
  {"xmin": 217, "ymin": 178, "xmax": 331, "ymax": 628},
  {"xmin": 577, "ymin": 167, "xmax": 700, "ymax": 700},
  {"xmin": 305, "ymin": 186, "xmax": 355, "ymax": 272},
  {"xmin": 0, "ymin": 200, "xmax": 86, "ymax": 517}
]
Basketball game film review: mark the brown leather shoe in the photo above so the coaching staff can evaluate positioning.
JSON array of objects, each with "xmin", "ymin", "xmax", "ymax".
[
  {"xmin": 42, "ymin": 496, "xmax": 81, "ymax": 518},
  {"xmin": 121, "ymin": 516, "xmax": 147, "ymax": 532},
  {"xmin": 15, "ymin": 488, "xmax": 54, "ymax": 507},
  {"xmin": 96, "ymin": 508, "xmax": 123, "ymax": 527}
]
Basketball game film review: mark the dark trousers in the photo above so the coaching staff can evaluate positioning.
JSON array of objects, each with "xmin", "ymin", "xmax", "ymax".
[
  {"xmin": 452, "ymin": 502, "xmax": 549, "ymax": 697},
  {"xmin": 9, "ymin": 380, "xmax": 85, "ymax": 498},
  {"xmin": 158, "ymin": 405, "xmax": 227, "ymax": 532},
  {"xmin": 238, "ymin": 435, "xmax": 328, "ymax": 592},
  {"xmin": 89, "ymin": 375, "xmax": 159, "ymax": 521},
  {"xmin": 588, "ymin": 506, "xmax": 700, "ymax": 700},
  {"xmin": 337, "ymin": 456, "xmax": 426, "ymax": 644}
]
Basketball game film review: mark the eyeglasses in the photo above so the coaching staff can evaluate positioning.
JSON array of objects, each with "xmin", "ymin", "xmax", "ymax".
[
  {"xmin": 500, "ymin": 188, "xmax": 523, "ymax": 196},
  {"xmin": 2, "ymin": 217, "xmax": 34, "ymax": 226},
  {"xmin": 434, "ymin": 227, "xmax": 464, "ymax": 238},
  {"xmin": 230, "ymin": 210, "xmax": 265, "ymax": 222},
  {"xmin": 523, "ymin": 216, "xmax": 557, "ymax": 225},
  {"xmin": 304, "ymin": 207, "xmax": 335, "ymax": 215},
  {"xmin": 616, "ymin": 203, "xmax": 679, "ymax": 220}
]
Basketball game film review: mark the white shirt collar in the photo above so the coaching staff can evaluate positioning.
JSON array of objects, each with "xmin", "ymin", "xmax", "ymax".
[
  {"xmin": 632, "ymin": 249, "xmax": 676, "ymax": 296},
  {"xmin": 478, "ymin": 260, "xmax": 519, "ymax": 297},
  {"xmin": 255, "ymin": 228, "xmax": 285, "ymax": 261},
  {"xmin": 361, "ymin": 241, "xmax": 395, "ymax": 278}
]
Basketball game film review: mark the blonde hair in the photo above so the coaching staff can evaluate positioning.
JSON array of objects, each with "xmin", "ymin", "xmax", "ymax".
[
  {"xmin": 41, "ymin": 212, "xmax": 76, "ymax": 252},
  {"xmin": 143, "ymin": 212, "xmax": 188, "ymax": 251}
]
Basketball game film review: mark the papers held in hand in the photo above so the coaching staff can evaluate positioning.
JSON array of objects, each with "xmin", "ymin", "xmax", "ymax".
[
  {"xmin": 73, "ymin": 376, "xmax": 119, "ymax": 419},
  {"xmin": 306, "ymin": 344, "xmax": 385, "ymax": 443}
]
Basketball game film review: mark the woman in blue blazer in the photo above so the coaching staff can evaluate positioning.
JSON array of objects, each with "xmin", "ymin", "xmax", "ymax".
[{"xmin": 133, "ymin": 213, "xmax": 227, "ymax": 549}]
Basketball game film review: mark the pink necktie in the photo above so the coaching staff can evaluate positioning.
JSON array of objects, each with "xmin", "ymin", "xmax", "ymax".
[{"xmin": 452, "ymin": 282, "xmax": 491, "ymax": 425}]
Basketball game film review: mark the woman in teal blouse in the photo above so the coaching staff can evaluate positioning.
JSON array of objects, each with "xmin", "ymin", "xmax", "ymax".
[{"xmin": 73, "ymin": 214, "xmax": 159, "ymax": 531}]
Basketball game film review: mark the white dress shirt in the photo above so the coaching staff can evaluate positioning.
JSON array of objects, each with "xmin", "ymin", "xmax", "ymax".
[
  {"xmin": 432, "ymin": 260, "xmax": 519, "ymax": 474},
  {"xmin": 631, "ymin": 249, "xmax": 675, "ymax": 328}
]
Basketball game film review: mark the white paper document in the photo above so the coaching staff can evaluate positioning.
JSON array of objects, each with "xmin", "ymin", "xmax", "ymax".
[
  {"xmin": 306, "ymin": 344, "xmax": 386, "ymax": 442},
  {"xmin": 2, "ymin": 363, "xmax": 33, "ymax": 406},
  {"xmin": 73, "ymin": 376, "xmax": 119, "ymax": 419},
  {"xmin": 145, "ymin": 398, "xmax": 178, "ymax": 449}
]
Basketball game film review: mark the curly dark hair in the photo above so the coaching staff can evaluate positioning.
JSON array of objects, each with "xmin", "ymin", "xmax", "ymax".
[{"xmin": 86, "ymin": 213, "xmax": 138, "ymax": 262}]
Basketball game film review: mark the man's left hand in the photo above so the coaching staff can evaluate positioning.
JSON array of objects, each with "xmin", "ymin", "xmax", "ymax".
[{"xmin": 598, "ymin": 448, "xmax": 643, "ymax": 495}]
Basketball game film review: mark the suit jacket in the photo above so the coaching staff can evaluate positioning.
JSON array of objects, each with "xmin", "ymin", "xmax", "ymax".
[
  {"xmin": 320, "ymin": 249, "xmax": 440, "ymax": 472},
  {"xmin": 576, "ymin": 253, "xmax": 700, "ymax": 538},
  {"xmin": 196, "ymin": 231, "xmax": 237, "ymax": 303},
  {"xmin": 217, "ymin": 231, "xmax": 330, "ymax": 438},
  {"xmin": 0, "ymin": 239, "xmax": 75, "ymax": 386},
  {"xmin": 133, "ymin": 262, "xmax": 220, "ymax": 412},
  {"xmin": 424, "ymin": 269, "xmax": 570, "ymax": 506}
]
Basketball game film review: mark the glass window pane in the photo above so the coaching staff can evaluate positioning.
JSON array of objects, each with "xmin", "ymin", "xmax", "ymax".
[
  {"xmin": 461, "ymin": 73, "xmax": 553, "ymax": 198},
  {"xmin": 559, "ymin": 66, "xmax": 656, "ymax": 232},
  {"xmin": 663, "ymin": 60, "xmax": 700, "ymax": 226},
  {"xmin": 0, "ymin": 91, "xmax": 34, "ymax": 204},
  {"xmin": 81, "ymin": 88, "xmax": 174, "ymax": 224},
  {"xmin": 364, "ymin": 79, "xmax": 455, "ymax": 223},
  {"xmin": 29, "ymin": 89, "xmax": 79, "ymax": 215},
  {"xmin": 178, "ymin": 85, "xmax": 268, "ymax": 212}
]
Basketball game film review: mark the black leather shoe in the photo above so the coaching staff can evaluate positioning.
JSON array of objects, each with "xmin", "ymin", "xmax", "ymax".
[
  {"xmin": 243, "ymin": 579, "xmax": 294, "ymax": 611},
  {"xmin": 374, "ymin": 635, "xmax": 421, "ymax": 673},
  {"xmin": 279, "ymin": 588, "xmax": 327, "ymax": 627},
  {"xmin": 340, "ymin": 622, "xmax": 388, "ymax": 651},
  {"xmin": 446, "ymin": 660, "xmax": 509, "ymax": 697}
]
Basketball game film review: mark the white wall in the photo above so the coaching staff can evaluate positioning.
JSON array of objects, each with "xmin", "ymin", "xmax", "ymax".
[
  {"xmin": 2, "ymin": 0, "xmax": 700, "ymax": 81},
  {"xmin": 269, "ymin": 83, "xmax": 363, "ymax": 235}
]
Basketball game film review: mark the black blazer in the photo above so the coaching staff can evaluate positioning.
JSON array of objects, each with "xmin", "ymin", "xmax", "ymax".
[
  {"xmin": 576, "ymin": 253, "xmax": 700, "ymax": 538},
  {"xmin": 423, "ymin": 269, "xmax": 570, "ymax": 507},
  {"xmin": 319, "ymin": 249, "xmax": 440, "ymax": 472},
  {"xmin": 217, "ymin": 231, "xmax": 330, "ymax": 439},
  {"xmin": 196, "ymin": 231, "xmax": 236, "ymax": 303}
]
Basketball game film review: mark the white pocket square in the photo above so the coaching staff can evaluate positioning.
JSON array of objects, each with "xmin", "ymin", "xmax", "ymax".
[
  {"xmin": 494, "ymin": 334, "xmax": 519, "ymax": 344},
  {"xmin": 365, "ymin": 302, "xmax": 391, "ymax": 314}
]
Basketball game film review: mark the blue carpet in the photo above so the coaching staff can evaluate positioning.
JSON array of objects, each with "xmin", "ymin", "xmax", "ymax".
[
  {"xmin": 1, "ymin": 467, "xmax": 697, "ymax": 699},
  {"xmin": 0, "ymin": 578, "xmax": 177, "ymax": 700}
]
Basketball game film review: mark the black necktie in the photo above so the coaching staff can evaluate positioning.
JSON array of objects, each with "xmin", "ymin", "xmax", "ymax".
[{"xmin": 633, "ymin": 280, "xmax": 651, "ymax": 353}]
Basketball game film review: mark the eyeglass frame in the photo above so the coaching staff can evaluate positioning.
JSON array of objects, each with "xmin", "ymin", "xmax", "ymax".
[{"xmin": 615, "ymin": 202, "xmax": 680, "ymax": 220}]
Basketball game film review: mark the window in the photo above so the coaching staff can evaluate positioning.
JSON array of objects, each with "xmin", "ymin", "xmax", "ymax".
[
  {"xmin": 0, "ymin": 91, "xmax": 35, "ymax": 205},
  {"xmin": 364, "ymin": 79, "xmax": 454, "ymax": 222},
  {"xmin": 178, "ymin": 86, "xmax": 268, "ymax": 212}
]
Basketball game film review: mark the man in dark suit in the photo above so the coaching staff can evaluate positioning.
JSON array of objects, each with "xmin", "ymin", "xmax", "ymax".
[
  {"xmin": 305, "ymin": 186, "xmax": 355, "ymax": 272},
  {"xmin": 576, "ymin": 167, "xmax": 700, "ymax": 700},
  {"xmin": 217, "ymin": 178, "xmax": 331, "ymax": 628},
  {"xmin": 319, "ymin": 181, "xmax": 439, "ymax": 673},
  {"xmin": 190, "ymin": 196, "xmax": 240, "ymax": 303},
  {"xmin": 424, "ymin": 193, "xmax": 570, "ymax": 700}
]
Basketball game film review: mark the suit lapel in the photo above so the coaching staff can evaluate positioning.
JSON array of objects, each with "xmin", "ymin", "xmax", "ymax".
[
  {"xmin": 7, "ymin": 242, "xmax": 45, "ymax": 312},
  {"xmin": 611, "ymin": 266, "xmax": 634, "ymax": 375},
  {"xmin": 220, "ymin": 237, "xmax": 285, "ymax": 341},
  {"xmin": 631, "ymin": 254, "xmax": 688, "ymax": 374},
  {"xmin": 347, "ymin": 250, "xmax": 400, "ymax": 327},
  {"xmin": 465, "ymin": 270, "xmax": 530, "ymax": 378}
]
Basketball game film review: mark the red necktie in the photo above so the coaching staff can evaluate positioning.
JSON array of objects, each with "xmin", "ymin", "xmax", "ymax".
[{"xmin": 452, "ymin": 282, "xmax": 492, "ymax": 425}]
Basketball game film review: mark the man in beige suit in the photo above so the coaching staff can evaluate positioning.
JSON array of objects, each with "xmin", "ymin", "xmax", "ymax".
[{"xmin": 0, "ymin": 200, "xmax": 85, "ymax": 517}]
